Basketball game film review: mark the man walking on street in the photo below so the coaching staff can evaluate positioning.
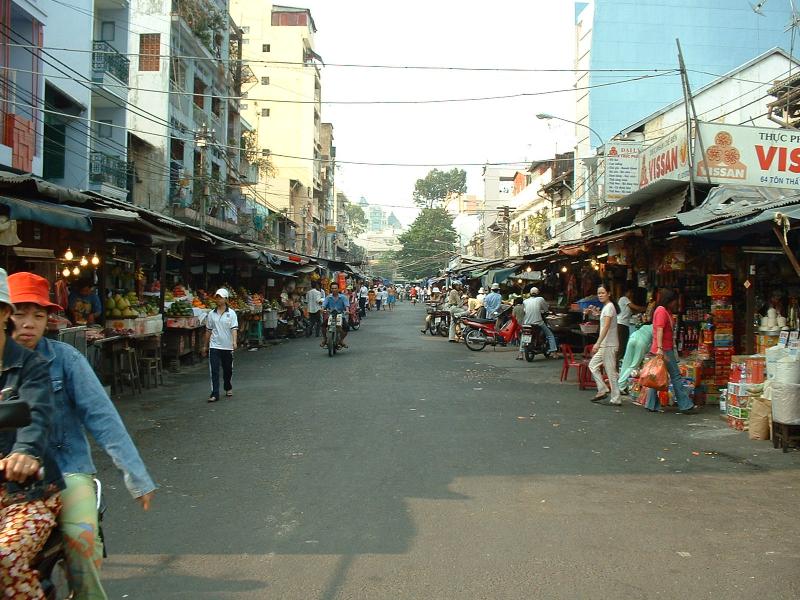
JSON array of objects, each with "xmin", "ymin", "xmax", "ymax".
[
  {"xmin": 305, "ymin": 280, "xmax": 325, "ymax": 337},
  {"xmin": 523, "ymin": 286, "xmax": 558, "ymax": 356},
  {"xmin": 358, "ymin": 282, "xmax": 369, "ymax": 317},
  {"xmin": 203, "ymin": 288, "xmax": 238, "ymax": 403}
]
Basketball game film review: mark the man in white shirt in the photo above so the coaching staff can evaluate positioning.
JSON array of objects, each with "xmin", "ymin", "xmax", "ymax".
[
  {"xmin": 358, "ymin": 282, "xmax": 369, "ymax": 317},
  {"xmin": 305, "ymin": 280, "xmax": 325, "ymax": 337},
  {"xmin": 203, "ymin": 288, "xmax": 239, "ymax": 402},
  {"xmin": 523, "ymin": 287, "xmax": 558, "ymax": 354}
]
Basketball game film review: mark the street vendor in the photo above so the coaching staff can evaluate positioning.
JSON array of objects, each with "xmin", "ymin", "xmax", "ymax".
[{"xmin": 67, "ymin": 278, "xmax": 103, "ymax": 325}]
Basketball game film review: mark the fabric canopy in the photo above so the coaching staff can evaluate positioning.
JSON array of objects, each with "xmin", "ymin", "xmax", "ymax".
[
  {"xmin": 675, "ymin": 204, "xmax": 800, "ymax": 241},
  {"xmin": 0, "ymin": 196, "xmax": 93, "ymax": 231}
]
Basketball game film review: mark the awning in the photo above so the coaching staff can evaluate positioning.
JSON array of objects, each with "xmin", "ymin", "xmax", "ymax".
[
  {"xmin": 632, "ymin": 186, "xmax": 688, "ymax": 227},
  {"xmin": 484, "ymin": 266, "xmax": 519, "ymax": 287},
  {"xmin": 675, "ymin": 204, "xmax": 800, "ymax": 241},
  {"xmin": 677, "ymin": 185, "xmax": 798, "ymax": 228},
  {"xmin": 0, "ymin": 196, "xmax": 93, "ymax": 231}
]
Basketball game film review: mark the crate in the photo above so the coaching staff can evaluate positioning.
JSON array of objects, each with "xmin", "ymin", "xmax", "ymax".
[{"xmin": 57, "ymin": 326, "xmax": 87, "ymax": 357}]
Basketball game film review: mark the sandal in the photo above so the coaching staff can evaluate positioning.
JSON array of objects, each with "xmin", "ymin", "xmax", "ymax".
[
  {"xmin": 591, "ymin": 392, "xmax": 609, "ymax": 403},
  {"xmin": 225, "ymin": 391, "xmax": 233, "ymax": 397}
]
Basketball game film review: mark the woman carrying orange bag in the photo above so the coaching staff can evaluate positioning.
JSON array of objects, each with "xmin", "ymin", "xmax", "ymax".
[{"xmin": 645, "ymin": 289, "xmax": 698, "ymax": 414}]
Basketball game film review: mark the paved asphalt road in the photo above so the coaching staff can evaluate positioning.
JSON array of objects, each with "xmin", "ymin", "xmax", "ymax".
[{"xmin": 99, "ymin": 302, "xmax": 800, "ymax": 599}]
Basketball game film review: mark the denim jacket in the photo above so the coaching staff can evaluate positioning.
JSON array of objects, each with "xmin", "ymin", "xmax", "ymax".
[
  {"xmin": 38, "ymin": 338, "xmax": 156, "ymax": 498},
  {"xmin": 0, "ymin": 337, "xmax": 64, "ymax": 502}
]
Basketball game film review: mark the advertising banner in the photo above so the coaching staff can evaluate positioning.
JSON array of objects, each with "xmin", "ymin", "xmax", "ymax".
[
  {"xmin": 695, "ymin": 122, "xmax": 800, "ymax": 189},
  {"xmin": 638, "ymin": 129, "xmax": 690, "ymax": 190},
  {"xmin": 604, "ymin": 141, "xmax": 641, "ymax": 202}
]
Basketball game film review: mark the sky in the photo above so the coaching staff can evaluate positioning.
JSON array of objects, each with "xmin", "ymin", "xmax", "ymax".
[{"xmin": 300, "ymin": 0, "xmax": 579, "ymax": 226}]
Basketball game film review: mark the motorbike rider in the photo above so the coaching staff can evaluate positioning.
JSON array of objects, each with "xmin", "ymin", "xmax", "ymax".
[
  {"xmin": 523, "ymin": 286, "xmax": 558, "ymax": 356},
  {"xmin": 8, "ymin": 272, "xmax": 156, "ymax": 599},
  {"xmin": 446, "ymin": 281, "xmax": 467, "ymax": 343},
  {"xmin": 321, "ymin": 282, "xmax": 350, "ymax": 348},
  {"xmin": 0, "ymin": 268, "xmax": 65, "ymax": 599}
]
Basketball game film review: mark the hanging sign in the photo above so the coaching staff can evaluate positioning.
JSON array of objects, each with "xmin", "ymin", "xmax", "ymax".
[
  {"xmin": 638, "ymin": 129, "xmax": 690, "ymax": 189},
  {"xmin": 605, "ymin": 141, "xmax": 641, "ymax": 202}
]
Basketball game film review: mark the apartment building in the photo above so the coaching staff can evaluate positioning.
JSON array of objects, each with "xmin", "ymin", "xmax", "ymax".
[
  {"xmin": 229, "ymin": 1, "xmax": 324, "ymax": 251},
  {"xmin": 127, "ymin": 0, "xmax": 244, "ymax": 236},
  {"xmin": 1, "ymin": 0, "xmax": 131, "ymax": 202}
]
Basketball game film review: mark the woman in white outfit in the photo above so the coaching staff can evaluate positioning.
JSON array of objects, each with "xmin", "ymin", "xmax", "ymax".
[{"xmin": 588, "ymin": 284, "xmax": 621, "ymax": 405}]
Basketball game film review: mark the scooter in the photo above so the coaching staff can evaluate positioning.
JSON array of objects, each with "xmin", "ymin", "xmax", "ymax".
[
  {"xmin": 462, "ymin": 306, "xmax": 520, "ymax": 351},
  {"xmin": 323, "ymin": 310, "xmax": 344, "ymax": 357},
  {"xmin": 520, "ymin": 323, "xmax": 553, "ymax": 361},
  {"xmin": 0, "ymin": 400, "xmax": 106, "ymax": 599}
]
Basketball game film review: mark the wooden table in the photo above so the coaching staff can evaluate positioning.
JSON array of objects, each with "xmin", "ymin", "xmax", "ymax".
[
  {"xmin": 163, "ymin": 325, "xmax": 205, "ymax": 371},
  {"xmin": 89, "ymin": 333, "xmax": 163, "ymax": 394}
]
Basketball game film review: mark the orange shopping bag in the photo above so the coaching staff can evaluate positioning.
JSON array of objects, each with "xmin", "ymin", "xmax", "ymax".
[{"xmin": 639, "ymin": 355, "xmax": 669, "ymax": 391}]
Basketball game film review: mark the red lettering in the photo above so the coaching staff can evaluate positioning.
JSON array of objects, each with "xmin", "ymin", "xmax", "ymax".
[
  {"xmin": 668, "ymin": 147, "xmax": 677, "ymax": 173},
  {"xmin": 790, "ymin": 148, "xmax": 800, "ymax": 173},
  {"xmin": 755, "ymin": 145, "xmax": 777, "ymax": 169},
  {"xmin": 779, "ymin": 146, "xmax": 787, "ymax": 171}
]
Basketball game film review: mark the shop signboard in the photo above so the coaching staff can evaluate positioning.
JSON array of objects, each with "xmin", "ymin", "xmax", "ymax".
[
  {"xmin": 695, "ymin": 122, "xmax": 800, "ymax": 190},
  {"xmin": 604, "ymin": 141, "xmax": 641, "ymax": 202},
  {"xmin": 638, "ymin": 129, "xmax": 690, "ymax": 190}
]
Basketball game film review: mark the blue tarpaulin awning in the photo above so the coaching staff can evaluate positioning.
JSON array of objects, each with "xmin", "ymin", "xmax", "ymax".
[{"xmin": 0, "ymin": 196, "xmax": 93, "ymax": 232}]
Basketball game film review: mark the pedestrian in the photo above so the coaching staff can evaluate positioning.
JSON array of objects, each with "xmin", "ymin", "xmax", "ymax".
[
  {"xmin": 305, "ymin": 280, "xmax": 325, "ymax": 337},
  {"xmin": 644, "ymin": 289, "xmax": 698, "ymax": 414},
  {"xmin": 203, "ymin": 288, "xmax": 238, "ymax": 403},
  {"xmin": 8, "ymin": 271, "xmax": 156, "ymax": 598},
  {"xmin": 368, "ymin": 287, "xmax": 376, "ymax": 311},
  {"xmin": 358, "ymin": 281, "xmax": 369, "ymax": 317},
  {"xmin": 375, "ymin": 287, "xmax": 384, "ymax": 311},
  {"xmin": 483, "ymin": 283, "xmax": 502, "ymax": 318},
  {"xmin": 618, "ymin": 324, "xmax": 653, "ymax": 394},
  {"xmin": 387, "ymin": 285, "xmax": 396, "ymax": 310},
  {"xmin": 588, "ymin": 284, "xmax": 621, "ymax": 405},
  {"xmin": 512, "ymin": 297, "xmax": 526, "ymax": 359},
  {"xmin": 0, "ymin": 268, "xmax": 66, "ymax": 598},
  {"xmin": 523, "ymin": 286, "xmax": 558, "ymax": 356},
  {"xmin": 379, "ymin": 286, "xmax": 388, "ymax": 310},
  {"xmin": 616, "ymin": 287, "xmax": 646, "ymax": 361}
]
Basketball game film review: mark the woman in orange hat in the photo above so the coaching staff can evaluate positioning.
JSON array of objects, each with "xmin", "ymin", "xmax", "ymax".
[
  {"xmin": 0, "ymin": 268, "xmax": 65, "ymax": 598},
  {"xmin": 8, "ymin": 271, "xmax": 156, "ymax": 598}
]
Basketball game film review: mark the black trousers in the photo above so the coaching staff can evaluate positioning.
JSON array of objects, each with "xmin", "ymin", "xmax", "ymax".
[
  {"xmin": 359, "ymin": 297, "xmax": 367, "ymax": 316},
  {"xmin": 309, "ymin": 311, "xmax": 322, "ymax": 336},
  {"xmin": 209, "ymin": 348, "xmax": 233, "ymax": 399}
]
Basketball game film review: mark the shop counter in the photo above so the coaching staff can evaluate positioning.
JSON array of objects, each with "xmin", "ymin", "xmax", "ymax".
[{"xmin": 163, "ymin": 325, "xmax": 206, "ymax": 370}]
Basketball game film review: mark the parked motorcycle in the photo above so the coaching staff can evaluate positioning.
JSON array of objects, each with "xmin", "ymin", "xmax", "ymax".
[
  {"xmin": 520, "ymin": 323, "xmax": 552, "ymax": 361},
  {"xmin": 461, "ymin": 306, "xmax": 520, "ymax": 351},
  {"xmin": 427, "ymin": 307, "xmax": 450, "ymax": 337},
  {"xmin": 0, "ymin": 400, "xmax": 106, "ymax": 600}
]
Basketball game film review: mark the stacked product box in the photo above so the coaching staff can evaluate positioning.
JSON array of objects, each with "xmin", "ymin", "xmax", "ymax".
[
  {"xmin": 725, "ymin": 355, "xmax": 766, "ymax": 431},
  {"xmin": 711, "ymin": 298, "xmax": 734, "ymax": 390}
]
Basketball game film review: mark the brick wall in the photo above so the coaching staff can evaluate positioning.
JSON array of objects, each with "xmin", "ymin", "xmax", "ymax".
[{"xmin": 3, "ymin": 114, "xmax": 35, "ymax": 172}]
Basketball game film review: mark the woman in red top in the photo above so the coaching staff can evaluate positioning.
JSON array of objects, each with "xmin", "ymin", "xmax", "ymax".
[{"xmin": 645, "ymin": 289, "xmax": 697, "ymax": 413}]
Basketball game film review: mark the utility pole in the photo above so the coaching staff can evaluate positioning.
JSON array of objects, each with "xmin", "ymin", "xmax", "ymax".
[
  {"xmin": 500, "ymin": 205, "xmax": 511, "ymax": 259},
  {"xmin": 195, "ymin": 124, "xmax": 210, "ymax": 230}
]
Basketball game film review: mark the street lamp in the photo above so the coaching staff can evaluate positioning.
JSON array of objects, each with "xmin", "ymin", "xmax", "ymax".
[{"xmin": 536, "ymin": 113, "xmax": 604, "ymax": 150}]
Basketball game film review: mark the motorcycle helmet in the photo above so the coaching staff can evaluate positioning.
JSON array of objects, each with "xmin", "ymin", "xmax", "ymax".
[{"xmin": 432, "ymin": 287, "xmax": 440, "ymax": 293}]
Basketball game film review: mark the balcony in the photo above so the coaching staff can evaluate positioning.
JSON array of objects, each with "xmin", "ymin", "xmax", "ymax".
[
  {"xmin": 89, "ymin": 152, "xmax": 129, "ymax": 201},
  {"xmin": 92, "ymin": 41, "xmax": 129, "ymax": 103}
]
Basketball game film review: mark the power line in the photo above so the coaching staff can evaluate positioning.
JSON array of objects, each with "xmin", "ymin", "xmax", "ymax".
[{"xmin": 0, "ymin": 62, "xmax": 679, "ymax": 105}]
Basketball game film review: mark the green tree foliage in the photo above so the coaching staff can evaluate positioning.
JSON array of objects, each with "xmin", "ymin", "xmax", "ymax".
[
  {"xmin": 412, "ymin": 168, "xmax": 467, "ymax": 209},
  {"xmin": 395, "ymin": 208, "xmax": 458, "ymax": 279},
  {"xmin": 345, "ymin": 202, "xmax": 368, "ymax": 236}
]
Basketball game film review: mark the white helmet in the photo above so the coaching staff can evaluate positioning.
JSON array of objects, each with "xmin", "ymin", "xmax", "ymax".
[
  {"xmin": 432, "ymin": 287, "xmax": 441, "ymax": 293},
  {"xmin": 478, "ymin": 287, "xmax": 485, "ymax": 294},
  {"xmin": 529, "ymin": 287, "xmax": 540, "ymax": 295}
]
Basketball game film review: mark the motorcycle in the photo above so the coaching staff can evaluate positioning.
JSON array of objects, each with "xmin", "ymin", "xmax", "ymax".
[
  {"xmin": 520, "ymin": 323, "xmax": 553, "ymax": 361},
  {"xmin": 423, "ymin": 303, "xmax": 449, "ymax": 337},
  {"xmin": 324, "ymin": 310, "xmax": 344, "ymax": 356},
  {"xmin": 0, "ymin": 400, "xmax": 106, "ymax": 600},
  {"xmin": 461, "ymin": 306, "xmax": 521, "ymax": 351},
  {"xmin": 348, "ymin": 299, "xmax": 361, "ymax": 330}
]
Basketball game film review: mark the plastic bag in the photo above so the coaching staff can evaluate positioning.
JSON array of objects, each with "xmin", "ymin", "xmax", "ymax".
[{"xmin": 640, "ymin": 355, "xmax": 669, "ymax": 391}]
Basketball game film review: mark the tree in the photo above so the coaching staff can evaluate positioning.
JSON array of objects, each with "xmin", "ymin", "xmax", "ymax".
[
  {"xmin": 395, "ymin": 208, "xmax": 458, "ymax": 280},
  {"xmin": 344, "ymin": 202, "xmax": 368, "ymax": 237},
  {"xmin": 412, "ymin": 168, "xmax": 467, "ymax": 209}
]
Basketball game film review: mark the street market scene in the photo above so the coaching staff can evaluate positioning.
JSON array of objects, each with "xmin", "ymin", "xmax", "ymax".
[{"xmin": 1, "ymin": 0, "xmax": 800, "ymax": 598}]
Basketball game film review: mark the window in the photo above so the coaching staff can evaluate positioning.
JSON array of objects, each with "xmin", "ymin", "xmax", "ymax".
[
  {"xmin": 241, "ymin": 26, "xmax": 250, "ymax": 34},
  {"xmin": 139, "ymin": 33, "xmax": 160, "ymax": 71},
  {"xmin": 261, "ymin": 77, "xmax": 269, "ymax": 85},
  {"xmin": 261, "ymin": 108, "xmax": 270, "ymax": 117},
  {"xmin": 100, "ymin": 21, "xmax": 115, "ymax": 41},
  {"xmin": 97, "ymin": 120, "xmax": 113, "ymax": 138},
  {"xmin": 262, "ymin": 44, "xmax": 270, "ymax": 52},
  {"xmin": 193, "ymin": 77, "xmax": 205, "ymax": 108}
]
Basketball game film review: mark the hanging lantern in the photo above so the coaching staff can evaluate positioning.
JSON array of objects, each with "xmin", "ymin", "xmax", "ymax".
[
  {"xmin": 62, "ymin": 267, "xmax": 70, "ymax": 278},
  {"xmin": 561, "ymin": 266, "xmax": 568, "ymax": 273},
  {"xmin": 91, "ymin": 253, "xmax": 100, "ymax": 266},
  {"xmin": 64, "ymin": 247, "xmax": 74, "ymax": 261},
  {"xmin": 80, "ymin": 256, "xmax": 88, "ymax": 267},
  {"xmin": 526, "ymin": 265, "xmax": 532, "ymax": 273},
  {"xmin": 72, "ymin": 266, "xmax": 80, "ymax": 276}
]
